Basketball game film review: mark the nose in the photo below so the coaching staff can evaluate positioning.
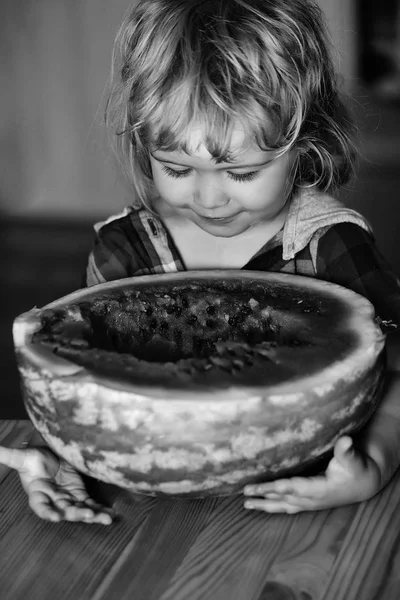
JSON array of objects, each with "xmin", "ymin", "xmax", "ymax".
[{"xmin": 193, "ymin": 174, "xmax": 230, "ymax": 210}]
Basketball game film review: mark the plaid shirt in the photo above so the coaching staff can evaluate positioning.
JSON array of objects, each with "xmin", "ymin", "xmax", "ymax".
[{"xmin": 86, "ymin": 206, "xmax": 400, "ymax": 327}]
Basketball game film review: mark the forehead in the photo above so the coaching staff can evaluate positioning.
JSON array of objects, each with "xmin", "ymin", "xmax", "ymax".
[
  {"xmin": 151, "ymin": 123, "xmax": 272, "ymax": 162},
  {"xmin": 185, "ymin": 126, "xmax": 248, "ymax": 152}
]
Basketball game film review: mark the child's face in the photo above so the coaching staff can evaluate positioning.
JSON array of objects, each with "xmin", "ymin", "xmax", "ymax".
[{"xmin": 149, "ymin": 127, "xmax": 296, "ymax": 238}]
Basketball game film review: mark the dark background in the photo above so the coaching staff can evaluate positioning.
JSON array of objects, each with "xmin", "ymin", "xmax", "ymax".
[{"xmin": 2, "ymin": 1, "xmax": 400, "ymax": 418}]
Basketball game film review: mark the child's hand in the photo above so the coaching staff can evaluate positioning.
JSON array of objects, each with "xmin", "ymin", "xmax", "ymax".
[
  {"xmin": 243, "ymin": 436, "xmax": 382, "ymax": 513},
  {"xmin": 0, "ymin": 445, "xmax": 115, "ymax": 524}
]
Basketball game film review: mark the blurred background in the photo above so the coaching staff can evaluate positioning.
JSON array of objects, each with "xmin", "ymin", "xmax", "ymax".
[{"xmin": 1, "ymin": 0, "xmax": 400, "ymax": 417}]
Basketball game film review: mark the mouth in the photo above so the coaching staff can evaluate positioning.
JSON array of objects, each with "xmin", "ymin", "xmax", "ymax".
[{"xmin": 197, "ymin": 214, "xmax": 238, "ymax": 224}]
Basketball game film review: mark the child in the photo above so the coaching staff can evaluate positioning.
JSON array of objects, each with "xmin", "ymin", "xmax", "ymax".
[{"xmin": 2, "ymin": 0, "xmax": 400, "ymax": 524}]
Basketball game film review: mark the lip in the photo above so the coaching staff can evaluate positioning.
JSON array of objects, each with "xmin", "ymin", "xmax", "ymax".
[{"xmin": 197, "ymin": 213, "xmax": 238, "ymax": 223}]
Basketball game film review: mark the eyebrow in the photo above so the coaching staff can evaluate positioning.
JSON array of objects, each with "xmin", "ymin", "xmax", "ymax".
[{"xmin": 150, "ymin": 153, "xmax": 273, "ymax": 169}]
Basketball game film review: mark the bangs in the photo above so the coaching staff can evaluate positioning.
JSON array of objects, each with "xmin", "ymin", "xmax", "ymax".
[{"xmin": 141, "ymin": 85, "xmax": 289, "ymax": 163}]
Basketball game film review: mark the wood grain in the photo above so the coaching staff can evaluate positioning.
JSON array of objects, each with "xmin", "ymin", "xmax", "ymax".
[
  {"xmin": 159, "ymin": 498, "xmax": 358, "ymax": 600},
  {"xmin": 160, "ymin": 495, "xmax": 297, "ymax": 600},
  {"xmin": 94, "ymin": 496, "xmax": 219, "ymax": 600},
  {"xmin": 0, "ymin": 420, "xmax": 34, "ymax": 485},
  {"xmin": 320, "ymin": 470, "xmax": 400, "ymax": 600},
  {"xmin": 0, "ymin": 472, "xmax": 157, "ymax": 600},
  {"xmin": 253, "ymin": 507, "xmax": 359, "ymax": 600}
]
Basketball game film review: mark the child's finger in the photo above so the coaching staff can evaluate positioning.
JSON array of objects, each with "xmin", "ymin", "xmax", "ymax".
[
  {"xmin": 244, "ymin": 476, "xmax": 327, "ymax": 499},
  {"xmin": 57, "ymin": 486, "xmax": 116, "ymax": 523},
  {"xmin": 33, "ymin": 485, "xmax": 114, "ymax": 524},
  {"xmin": 0, "ymin": 446, "xmax": 27, "ymax": 471},
  {"xmin": 63, "ymin": 505, "xmax": 96, "ymax": 522},
  {"xmin": 244, "ymin": 478, "xmax": 294, "ymax": 497},
  {"xmin": 28, "ymin": 490, "xmax": 63, "ymax": 522},
  {"xmin": 285, "ymin": 476, "xmax": 330, "ymax": 499},
  {"xmin": 333, "ymin": 436, "xmax": 354, "ymax": 461},
  {"xmin": 330, "ymin": 436, "xmax": 368, "ymax": 476},
  {"xmin": 252, "ymin": 492, "xmax": 282, "ymax": 501},
  {"xmin": 244, "ymin": 489, "xmax": 336, "ymax": 513},
  {"xmin": 83, "ymin": 498, "xmax": 116, "ymax": 518},
  {"xmin": 63, "ymin": 504, "xmax": 113, "ymax": 524},
  {"xmin": 244, "ymin": 498, "xmax": 302, "ymax": 514},
  {"xmin": 29, "ymin": 491, "xmax": 113, "ymax": 524}
]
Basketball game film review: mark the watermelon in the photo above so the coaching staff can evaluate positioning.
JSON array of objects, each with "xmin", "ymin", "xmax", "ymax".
[{"xmin": 12, "ymin": 270, "xmax": 386, "ymax": 496}]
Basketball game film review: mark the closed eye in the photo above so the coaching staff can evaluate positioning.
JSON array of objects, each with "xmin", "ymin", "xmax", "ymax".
[
  {"xmin": 161, "ymin": 165, "xmax": 191, "ymax": 179},
  {"xmin": 161, "ymin": 165, "xmax": 261, "ymax": 183},
  {"xmin": 227, "ymin": 171, "xmax": 260, "ymax": 182}
]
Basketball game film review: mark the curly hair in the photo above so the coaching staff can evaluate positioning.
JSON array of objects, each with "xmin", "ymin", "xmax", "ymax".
[{"xmin": 105, "ymin": 0, "xmax": 358, "ymax": 207}]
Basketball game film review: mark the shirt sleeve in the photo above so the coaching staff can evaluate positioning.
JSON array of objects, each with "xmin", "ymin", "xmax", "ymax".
[
  {"xmin": 316, "ymin": 222, "xmax": 400, "ymax": 327},
  {"xmin": 84, "ymin": 217, "xmax": 140, "ymax": 287}
]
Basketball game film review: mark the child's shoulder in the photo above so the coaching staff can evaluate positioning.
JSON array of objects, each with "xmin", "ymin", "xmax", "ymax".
[
  {"xmin": 93, "ymin": 205, "xmax": 154, "ymax": 235},
  {"xmin": 282, "ymin": 189, "xmax": 373, "ymax": 261},
  {"xmin": 87, "ymin": 205, "xmax": 169, "ymax": 285},
  {"xmin": 290, "ymin": 189, "xmax": 372, "ymax": 230},
  {"xmin": 92, "ymin": 205, "xmax": 169, "ymax": 248}
]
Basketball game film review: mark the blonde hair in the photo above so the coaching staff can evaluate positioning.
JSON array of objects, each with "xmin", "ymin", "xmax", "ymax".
[{"xmin": 105, "ymin": 0, "xmax": 357, "ymax": 208}]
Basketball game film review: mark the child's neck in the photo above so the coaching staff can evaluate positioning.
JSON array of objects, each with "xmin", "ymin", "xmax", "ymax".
[{"xmin": 156, "ymin": 204, "xmax": 288, "ymax": 270}]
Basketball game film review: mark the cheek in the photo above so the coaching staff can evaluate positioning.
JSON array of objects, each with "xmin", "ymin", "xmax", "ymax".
[
  {"xmin": 152, "ymin": 169, "xmax": 189, "ymax": 203},
  {"xmin": 233, "ymin": 170, "xmax": 289, "ymax": 210}
]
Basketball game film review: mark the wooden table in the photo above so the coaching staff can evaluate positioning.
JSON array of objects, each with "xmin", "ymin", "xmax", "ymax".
[{"xmin": 1, "ymin": 420, "xmax": 400, "ymax": 600}]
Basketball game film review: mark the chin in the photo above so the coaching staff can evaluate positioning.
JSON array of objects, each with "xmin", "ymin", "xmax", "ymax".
[
  {"xmin": 196, "ymin": 221, "xmax": 249, "ymax": 238},
  {"xmin": 212, "ymin": 229, "xmax": 247, "ymax": 238}
]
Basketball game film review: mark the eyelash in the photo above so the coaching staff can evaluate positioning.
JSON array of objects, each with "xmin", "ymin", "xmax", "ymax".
[{"xmin": 161, "ymin": 165, "xmax": 260, "ymax": 183}]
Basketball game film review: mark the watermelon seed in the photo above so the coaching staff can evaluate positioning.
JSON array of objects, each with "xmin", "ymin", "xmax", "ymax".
[{"xmin": 232, "ymin": 360, "xmax": 244, "ymax": 370}]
